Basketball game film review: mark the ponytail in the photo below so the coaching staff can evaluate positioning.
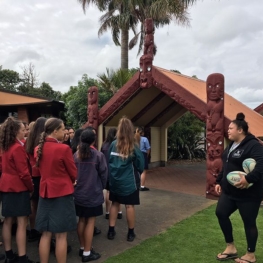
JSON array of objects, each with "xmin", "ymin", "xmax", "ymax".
[{"xmin": 36, "ymin": 131, "xmax": 47, "ymax": 167}]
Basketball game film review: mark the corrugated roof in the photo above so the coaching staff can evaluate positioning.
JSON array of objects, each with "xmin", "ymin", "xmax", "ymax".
[{"xmin": 156, "ymin": 67, "xmax": 263, "ymax": 137}]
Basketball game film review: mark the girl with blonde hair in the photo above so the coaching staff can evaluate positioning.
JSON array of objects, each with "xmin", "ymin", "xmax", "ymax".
[{"xmin": 107, "ymin": 117, "xmax": 144, "ymax": 242}]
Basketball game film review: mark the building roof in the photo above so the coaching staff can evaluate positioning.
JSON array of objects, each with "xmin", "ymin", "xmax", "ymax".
[
  {"xmin": 0, "ymin": 88, "xmax": 64, "ymax": 106},
  {"xmin": 99, "ymin": 67, "xmax": 263, "ymax": 138}
]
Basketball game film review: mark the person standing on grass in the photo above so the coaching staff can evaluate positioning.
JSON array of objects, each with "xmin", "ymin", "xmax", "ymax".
[
  {"xmin": 107, "ymin": 117, "xmax": 144, "ymax": 242},
  {"xmin": 25, "ymin": 117, "xmax": 47, "ymax": 243},
  {"xmin": 135, "ymin": 127, "xmax": 151, "ymax": 191},
  {"xmin": 35, "ymin": 118, "xmax": 77, "ymax": 263},
  {"xmin": 0, "ymin": 117, "xmax": 36, "ymax": 263},
  {"xmin": 74, "ymin": 128, "xmax": 107, "ymax": 262},
  {"xmin": 215, "ymin": 113, "xmax": 263, "ymax": 263}
]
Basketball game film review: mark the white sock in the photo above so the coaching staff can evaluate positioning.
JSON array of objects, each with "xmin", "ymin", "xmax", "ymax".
[
  {"xmin": 141, "ymin": 186, "xmax": 145, "ymax": 188},
  {"xmin": 80, "ymin": 247, "xmax": 84, "ymax": 250},
  {"xmin": 118, "ymin": 211, "xmax": 122, "ymax": 214},
  {"xmin": 83, "ymin": 251, "xmax": 90, "ymax": 256},
  {"xmin": 106, "ymin": 212, "xmax": 109, "ymax": 214}
]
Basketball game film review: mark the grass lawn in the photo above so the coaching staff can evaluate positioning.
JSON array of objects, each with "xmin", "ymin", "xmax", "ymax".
[{"xmin": 105, "ymin": 204, "xmax": 263, "ymax": 263}]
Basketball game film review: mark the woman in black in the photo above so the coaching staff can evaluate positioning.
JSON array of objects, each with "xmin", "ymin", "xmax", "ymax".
[{"xmin": 215, "ymin": 113, "xmax": 263, "ymax": 263}]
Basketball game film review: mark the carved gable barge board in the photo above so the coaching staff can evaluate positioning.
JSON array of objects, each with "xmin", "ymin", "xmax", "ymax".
[
  {"xmin": 131, "ymin": 92, "xmax": 166, "ymax": 123},
  {"xmin": 145, "ymin": 101, "xmax": 176, "ymax": 127},
  {"xmin": 152, "ymin": 67, "xmax": 232, "ymax": 134},
  {"xmin": 103, "ymin": 88, "xmax": 142, "ymax": 126},
  {"xmin": 98, "ymin": 72, "xmax": 140, "ymax": 125}
]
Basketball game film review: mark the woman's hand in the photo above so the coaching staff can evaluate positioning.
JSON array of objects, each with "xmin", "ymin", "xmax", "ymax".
[
  {"xmin": 215, "ymin": 184, "xmax": 221, "ymax": 195},
  {"xmin": 234, "ymin": 174, "xmax": 249, "ymax": 189}
]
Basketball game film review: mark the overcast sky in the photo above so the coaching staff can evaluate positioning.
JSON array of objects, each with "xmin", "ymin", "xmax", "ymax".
[{"xmin": 0, "ymin": 0, "xmax": 262, "ymax": 109}]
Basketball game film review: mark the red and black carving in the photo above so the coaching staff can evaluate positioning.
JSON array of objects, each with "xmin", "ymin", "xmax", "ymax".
[
  {"xmin": 206, "ymin": 73, "xmax": 225, "ymax": 199},
  {"xmin": 139, "ymin": 18, "xmax": 154, "ymax": 89},
  {"xmin": 86, "ymin": 86, "xmax": 99, "ymax": 130}
]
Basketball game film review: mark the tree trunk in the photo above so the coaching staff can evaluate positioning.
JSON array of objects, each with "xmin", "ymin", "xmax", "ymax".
[{"xmin": 121, "ymin": 28, "xmax": 129, "ymax": 69}]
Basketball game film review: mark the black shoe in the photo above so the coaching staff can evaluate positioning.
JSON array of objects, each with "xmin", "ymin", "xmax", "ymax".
[
  {"xmin": 107, "ymin": 230, "xmax": 116, "ymax": 240},
  {"xmin": 117, "ymin": 213, "xmax": 122, "ymax": 219},
  {"xmin": 28, "ymin": 229, "xmax": 42, "ymax": 242},
  {"xmin": 0, "ymin": 254, "xmax": 5, "ymax": 261},
  {"xmin": 93, "ymin": 227, "xmax": 101, "ymax": 237},
  {"xmin": 140, "ymin": 187, "xmax": 150, "ymax": 191},
  {"xmin": 127, "ymin": 233, "xmax": 136, "ymax": 242},
  {"xmin": 79, "ymin": 249, "xmax": 84, "ymax": 257},
  {"xmin": 82, "ymin": 252, "xmax": 101, "ymax": 262},
  {"xmin": 105, "ymin": 213, "xmax": 109, "ymax": 219},
  {"xmin": 79, "ymin": 248, "xmax": 99, "ymax": 258},
  {"xmin": 4, "ymin": 253, "xmax": 18, "ymax": 263}
]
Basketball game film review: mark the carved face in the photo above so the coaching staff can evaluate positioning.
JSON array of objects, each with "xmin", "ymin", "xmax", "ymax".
[
  {"xmin": 206, "ymin": 74, "xmax": 224, "ymax": 101},
  {"xmin": 207, "ymin": 133, "xmax": 224, "ymax": 159},
  {"xmin": 88, "ymin": 86, "xmax": 98, "ymax": 105},
  {"xmin": 140, "ymin": 55, "xmax": 153, "ymax": 89}
]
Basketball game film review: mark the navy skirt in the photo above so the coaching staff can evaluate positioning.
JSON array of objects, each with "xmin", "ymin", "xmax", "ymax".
[
  {"xmin": 110, "ymin": 189, "xmax": 140, "ymax": 205},
  {"xmin": 75, "ymin": 204, "xmax": 103, "ymax": 218},
  {"xmin": 1, "ymin": 191, "xmax": 31, "ymax": 217},
  {"xmin": 35, "ymin": 194, "xmax": 77, "ymax": 233}
]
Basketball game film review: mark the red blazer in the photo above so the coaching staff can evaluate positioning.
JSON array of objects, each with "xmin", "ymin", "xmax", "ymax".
[
  {"xmin": 28, "ymin": 154, "xmax": 40, "ymax": 178},
  {"xmin": 34, "ymin": 137, "xmax": 77, "ymax": 198},
  {"xmin": 0, "ymin": 140, "xmax": 33, "ymax": 192}
]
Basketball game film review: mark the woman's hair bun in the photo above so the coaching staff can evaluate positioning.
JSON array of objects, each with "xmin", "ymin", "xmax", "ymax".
[{"xmin": 236, "ymin": 112, "xmax": 245, "ymax": 121}]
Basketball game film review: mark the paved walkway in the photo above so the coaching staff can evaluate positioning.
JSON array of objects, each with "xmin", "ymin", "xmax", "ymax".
[{"xmin": 0, "ymin": 162, "xmax": 216, "ymax": 262}]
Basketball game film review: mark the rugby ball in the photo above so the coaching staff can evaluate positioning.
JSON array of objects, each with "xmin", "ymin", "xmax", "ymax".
[
  {"xmin": 226, "ymin": 171, "xmax": 253, "ymax": 188},
  {"xmin": 242, "ymin": 158, "xmax": 256, "ymax": 174}
]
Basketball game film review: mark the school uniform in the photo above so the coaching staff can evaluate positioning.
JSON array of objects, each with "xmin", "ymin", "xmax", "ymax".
[
  {"xmin": 0, "ymin": 140, "xmax": 33, "ymax": 217},
  {"xmin": 74, "ymin": 148, "xmax": 107, "ymax": 218},
  {"xmin": 140, "ymin": 136, "xmax": 151, "ymax": 170},
  {"xmin": 109, "ymin": 140, "xmax": 144, "ymax": 205},
  {"xmin": 28, "ymin": 154, "xmax": 41, "ymax": 200},
  {"xmin": 34, "ymin": 137, "xmax": 77, "ymax": 233}
]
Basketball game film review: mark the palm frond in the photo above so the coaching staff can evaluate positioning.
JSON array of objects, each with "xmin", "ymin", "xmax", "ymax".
[{"xmin": 129, "ymin": 31, "xmax": 141, "ymax": 50}]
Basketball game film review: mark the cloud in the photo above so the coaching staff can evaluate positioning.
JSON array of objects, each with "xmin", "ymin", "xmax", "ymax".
[{"xmin": 0, "ymin": 0, "xmax": 262, "ymax": 110}]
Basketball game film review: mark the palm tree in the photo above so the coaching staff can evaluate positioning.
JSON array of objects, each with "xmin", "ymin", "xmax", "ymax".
[
  {"xmin": 78, "ymin": 0, "xmax": 197, "ymax": 68},
  {"xmin": 98, "ymin": 1, "xmax": 139, "ymax": 69},
  {"xmin": 97, "ymin": 67, "xmax": 137, "ymax": 94}
]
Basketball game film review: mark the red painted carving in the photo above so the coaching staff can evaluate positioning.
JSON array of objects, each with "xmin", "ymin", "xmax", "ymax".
[
  {"xmin": 87, "ymin": 86, "xmax": 99, "ymax": 130},
  {"xmin": 206, "ymin": 73, "xmax": 225, "ymax": 199},
  {"xmin": 139, "ymin": 18, "xmax": 154, "ymax": 89},
  {"xmin": 99, "ymin": 78, "xmax": 140, "ymax": 125},
  {"xmin": 153, "ymin": 80, "xmax": 206, "ymax": 122}
]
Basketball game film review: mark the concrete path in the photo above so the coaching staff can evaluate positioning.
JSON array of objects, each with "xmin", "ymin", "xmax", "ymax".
[{"xmin": 0, "ymin": 163, "xmax": 216, "ymax": 262}]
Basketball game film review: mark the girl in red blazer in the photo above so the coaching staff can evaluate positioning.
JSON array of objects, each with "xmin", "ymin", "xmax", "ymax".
[
  {"xmin": 34, "ymin": 118, "xmax": 77, "ymax": 263},
  {"xmin": 0, "ymin": 117, "xmax": 35, "ymax": 263},
  {"xmin": 25, "ymin": 117, "xmax": 47, "ymax": 242}
]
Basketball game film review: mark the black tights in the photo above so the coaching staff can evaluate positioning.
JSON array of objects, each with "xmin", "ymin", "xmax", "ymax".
[{"xmin": 215, "ymin": 193, "xmax": 261, "ymax": 252}]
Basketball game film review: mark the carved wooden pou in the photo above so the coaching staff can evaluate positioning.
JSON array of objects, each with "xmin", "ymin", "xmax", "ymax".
[
  {"xmin": 87, "ymin": 86, "xmax": 99, "ymax": 131},
  {"xmin": 206, "ymin": 73, "xmax": 224, "ymax": 199}
]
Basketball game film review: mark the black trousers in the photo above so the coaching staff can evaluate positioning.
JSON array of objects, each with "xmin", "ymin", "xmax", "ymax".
[{"xmin": 215, "ymin": 192, "xmax": 261, "ymax": 252}]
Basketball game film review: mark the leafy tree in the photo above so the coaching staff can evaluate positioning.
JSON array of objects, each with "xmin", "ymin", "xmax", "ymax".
[
  {"xmin": 97, "ymin": 67, "xmax": 137, "ymax": 94},
  {"xmin": 63, "ymin": 74, "xmax": 98, "ymax": 128},
  {"xmin": 17, "ymin": 62, "xmax": 39, "ymax": 93},
  {"xmin": 168, "ymin": 112, "xmax": 205, "ymax": 160},
  {"xmin": 37, "ymin": 82, "xmax": 62, "ymax": 100},
  {"xmin": 0, "ymin": 67, "xmax": 21, "ymax": 91}
]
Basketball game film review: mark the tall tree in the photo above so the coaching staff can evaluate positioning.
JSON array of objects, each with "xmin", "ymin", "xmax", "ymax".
[
  {"xmin": 79, "ymin": 0, "xmax": 197, "ymax": 68},
  {"xmin": 63, "ymin": 74, "xmax": 98, "ymax": 128},
  {"xmin": 18, "ymin": 62, "xmax": 39, "ymax": 93},
  {"xmin": 97, "ymin": 67, "xmax": 137, "ymax": 94},
  {"xmin": 0, "ymin": 67, "xmax": 21, "ymax": 91}
]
